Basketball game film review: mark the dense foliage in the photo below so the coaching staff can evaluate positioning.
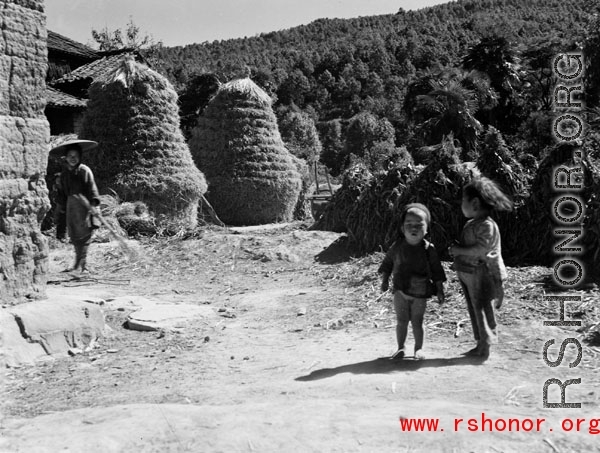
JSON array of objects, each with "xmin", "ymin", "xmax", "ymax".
[
  {"xmin": 143, "ymin": 0, "xmax": 592, "ymax": 174},
  {"xmin": 127, "ymin": 0, "xmax": 597, "ymax": 266}
]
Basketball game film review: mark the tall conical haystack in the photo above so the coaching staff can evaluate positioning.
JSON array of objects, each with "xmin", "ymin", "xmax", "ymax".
[
  {"xmin": 81, "ymin": 57, "xmax": 207, "ymax": 228},
  {"xmin": 189, "ymin": 78, "xmax": 302, "ymax": 226}
]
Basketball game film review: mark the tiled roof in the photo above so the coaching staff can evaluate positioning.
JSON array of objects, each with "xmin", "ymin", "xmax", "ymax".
[
  {"xmin": 47, "ymin": 30, "xmax": 99, "ymax": 59},
  {"xmin": 46, "ymin": 87, "xmax": 87, "ymax": 108},
  {"xmin": 51, "ymin": 52, "xmax": 140, "ymax": 86}
]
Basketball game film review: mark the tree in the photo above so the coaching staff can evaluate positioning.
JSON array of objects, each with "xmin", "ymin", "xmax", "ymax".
[
  {"xmin": 277, "ymin": 106, "xmax": 322, "ymax": 165},
  {"xmin": 178, "ymin": 73, "xmax": 221, "ymax": 140},
  {"xmin": 584, "ymin": 1, "xmax": 600, "ymax": 108},
  {"xmin": 411, "ymin": 77, "xmax": 482, "ymax": 158},
  {"xmin": 344, "ymin": 112, "xmax": 396, "ymax": 171},
  {"xmin": 91, "ymin": 17, "xmax": 155, "ymax": 51},
  {"xmin": 91, "ymin": 17, "xmax": 164, "ymax": 70},
  {"xmin": 317, "ymin": 119, "xmax": 345, "ymax": 176},
  {"xmin": 462, "ymin": 36, "xmax": 522, "ymax": 130}
]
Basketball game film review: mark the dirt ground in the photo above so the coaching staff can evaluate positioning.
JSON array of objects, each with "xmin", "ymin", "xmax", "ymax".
[{"xmin": 1, "ymin": 222, "xmax": 600, "ymax": 452}]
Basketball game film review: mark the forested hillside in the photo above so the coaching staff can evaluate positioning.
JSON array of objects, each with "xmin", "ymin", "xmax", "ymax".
[
  {"xmin": 150, "ymin": 0, "xmax": 596, "ymax": 175},
  {"xmin": 90, "ymin": 0, "xmax": 599, "ymax": 268}
]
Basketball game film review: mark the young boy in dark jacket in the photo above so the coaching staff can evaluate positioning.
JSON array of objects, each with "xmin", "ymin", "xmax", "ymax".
[{"xmin": 379, "ymin": 203, "xmax": 446, "ymax": 360}]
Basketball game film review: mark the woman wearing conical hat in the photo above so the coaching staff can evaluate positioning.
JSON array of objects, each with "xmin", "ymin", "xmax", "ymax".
[{"xmin": 50, "ymin": 139, "xmax": 101, "ymax": 273}]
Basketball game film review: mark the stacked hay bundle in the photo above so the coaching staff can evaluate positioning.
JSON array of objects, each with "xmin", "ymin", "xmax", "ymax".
[
  {"xmin": 189, "ymin": 78, "xmax": 302, "ymax": 226},
  {"xmin": 579, "ymin": 143, "xmax": 599, "ymax": 274},
  {"xmin": 379, "ymin": 139, "xmax": 476, "ymax": 256},
  {"xmin": 310, "ymin": 163, "xmax": 373, "ymax": 233},
  {"xmin": 81, "ymin": 57, "xmax": 207, "ymax": 229},
  {"xmin": 335, "ymin": 137, "xmax": 473, "ymax": 256},
  {"xmin": 514, "ymin": 143, "xmax": 587, "ymax": 265},
  {"xmin": 345, "ymin": 157, "xmax": 417, "ymax": 253},
  {"xmin": 476, "ymin": 127, "xmax": 529, "ymax": 261},
  {"xmin": 115, "ymin": 200, "xmax": 157, "ymax": 237},
  {"xmin": 0, "ymin": 0, "xmax": 51, "ymax": 302}
]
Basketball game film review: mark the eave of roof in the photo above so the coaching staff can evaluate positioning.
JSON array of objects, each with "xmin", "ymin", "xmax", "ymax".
[
  {"xmin": 50, "ymin": 52, "xmax": 143, "ymax": 86},
  {"xmin": 47, "ymin": 30, "xmax": 100, "ymax": 59},
  {"xmin": 46, "ymin": 87, "xmax": 87, "ymax": 108}
]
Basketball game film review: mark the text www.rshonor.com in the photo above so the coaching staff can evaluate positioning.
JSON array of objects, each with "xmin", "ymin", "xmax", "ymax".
[{"xmin": 398, "ymin": 414, "xmax": 600, "ymax": 434}]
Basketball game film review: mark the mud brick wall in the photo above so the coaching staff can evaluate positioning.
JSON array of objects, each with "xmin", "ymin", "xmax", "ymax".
[{"xmin": 0, "ymin": 0, "xmax": 51, "ymax": 303}]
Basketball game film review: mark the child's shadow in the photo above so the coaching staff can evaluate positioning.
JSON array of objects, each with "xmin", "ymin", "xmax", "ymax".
[{"xmin": 295, "ymin": 355, "xmax": 486, "ymax": 382}]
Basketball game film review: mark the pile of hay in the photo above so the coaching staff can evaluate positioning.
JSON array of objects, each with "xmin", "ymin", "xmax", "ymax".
[
  {"xmin": 381, "ymin": 144, "xmax": 475, "ymax": 256},
  {"xmin": 313, "ymin": 138, "xmax": 476, "ymax": 257},
  {"xmin": 345, "ymin": 163, "xmax": 417, "ymax": 253},
  {"xmin": 310, "ymin": 163, "xmax": 373, "ymax": 233},
  {"xmin": 476, "ymin": 127, "xmax": 529, "ymax": 261},
  {"xmin": 577, "ymin": 144, "xmax": 599, "ymax": 273},
  {"xmin": 189, "ymin": 78, "xmax": 302, "ymax": 225},
  {"xmin": 115, "ymin": 201, "xmax": 158, "ymax": 237},
  {"xmin": 81, "ymin": 57, "xmax": 207, "ymax": 229},
  {"xmin": 513, "ymin": 143, "xmax": 584, "ymax": 265}
]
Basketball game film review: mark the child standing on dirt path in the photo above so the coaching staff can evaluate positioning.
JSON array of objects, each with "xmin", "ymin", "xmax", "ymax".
[
  {"xmin": 379, "ymin": 203, "xmax": 446, "ymax": 361},
  {"xmin": 449, "ymin": 177, "xmax": 513, "ymax": 360}
]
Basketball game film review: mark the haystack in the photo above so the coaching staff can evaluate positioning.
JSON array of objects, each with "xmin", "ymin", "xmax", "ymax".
[
  {"xmin": 81, "ymin": 57, "xmax": 207, "ymax": 229},
  {"xmin": 316, "ymin": 138, "xmax": 475, "ymax": 255},
  {"xmin": 513, "ymin": 142, "xmax": 599, "ymax": 268},
  {"xmin": 476, "ymin": 127, "xmax": 528, "ymax": 261},
  {"xmin": 366, "ymin": 139, "xmax": 474, "ymax": 255},
  {"xmin": 345, "ymin": 163, "xmax": 417, "ymax": 253},
  {"xmin": 477, "ymin": 127, "xmax": 528, "ymax": 201},
  {"xmin": 310, "ymin": 163, "xmax": 373, "ymax": 233},
  {"xmin": 189, "ymin": 78, "xmax": 302, "ymax": 226}
]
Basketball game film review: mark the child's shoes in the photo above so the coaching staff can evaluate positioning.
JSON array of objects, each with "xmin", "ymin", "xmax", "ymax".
[{"xmin": 414, "ymin": 349, "xmax": 426, "ymax": 360}]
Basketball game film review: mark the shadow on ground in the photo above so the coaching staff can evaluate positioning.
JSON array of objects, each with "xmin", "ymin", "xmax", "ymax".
[
  {"xmin": 296, "ymin": 355, "xmax": 486, "ymax": 381},
  {"xmin": 314, "ymin": 236, "xmax": 360, "ymax": 264}
]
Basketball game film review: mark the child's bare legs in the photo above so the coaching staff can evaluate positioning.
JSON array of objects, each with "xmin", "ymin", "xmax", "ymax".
[
  {"xmin": 458, "ymin": 272, "xmax": 494, "ymax": 358},
  {"xmin": 410, "ymin": 298, "xmax": 427, "ymax": 358},
  {"xmin": 393, "ymin": 291, "xmax": 410, "ymax": 358},
  {"xmin": 393, "ymin": 292, "xmax": 427, "ymax": 359}
]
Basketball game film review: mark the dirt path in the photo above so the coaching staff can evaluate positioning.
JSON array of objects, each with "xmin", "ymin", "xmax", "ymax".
[{"xmin": 2, "ymin": 225, "xmax": 599, "ymax": 452}]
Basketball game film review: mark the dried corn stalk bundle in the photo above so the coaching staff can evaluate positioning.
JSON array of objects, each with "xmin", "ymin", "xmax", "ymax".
[
  {"xmin": 345, "ymin": 164, "xmax": 418, "ymax": 253},
  {"xmin": 514, "ymin": 143, "xmax": 596, "ymax": 266},
  {"xmin": 476, "ymin": 127, "xmax": 530, "ymax": 261},
  {"xmin": 377, "ymin": 138, "xmax": 474, "ymax": 256},
  {"xmin": 580, "ymin": 145, "xmax": 600, "ymax": 272},
  {"xmin": 310, "ymin": 163, "xmax": 373, "ymax": 233},
  {"xmin": 477, "ymin": 127, "xmax": 528, "ymax": 201}
]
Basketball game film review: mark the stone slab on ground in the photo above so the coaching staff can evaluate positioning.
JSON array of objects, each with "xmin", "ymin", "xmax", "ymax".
[
  {"xmin": 125, "ymin": 302, "xmax": 213, "ymax": 331},
  {"xmin": 1, "ymin": 299, "xmax": 106, "ymax": 367},
  {"xmin": 0, "ymin": 310, "xmax": 47, "ymax": 368}
]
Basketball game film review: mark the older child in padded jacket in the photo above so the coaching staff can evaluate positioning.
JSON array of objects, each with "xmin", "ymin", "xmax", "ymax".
[{"xmin": 450, "ymin": 177, "xmax": 512, "ymax": 360}]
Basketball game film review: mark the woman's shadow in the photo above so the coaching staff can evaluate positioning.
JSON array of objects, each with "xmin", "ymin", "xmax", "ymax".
[{"xmin": 296, "ymin": 354, "xmax": 487, "ymax": 382}]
